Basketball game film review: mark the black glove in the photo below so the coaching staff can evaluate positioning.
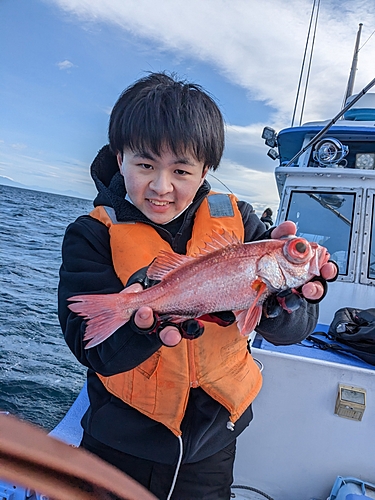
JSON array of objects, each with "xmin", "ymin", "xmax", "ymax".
[
  {"xmin": 179, "ymin": 319, "xmax": 205, "ymax": 340},
  {"xmin": 129, "ymin": 313, "xmax": 204, "ymax": 346},
  {"xmin": 198, "ymin": 311, "xmax": 236, "ymax": 327},
  {"xmin": 263, "ymin": 272, "xmax": 334, "ymax": 319},
  {"xmin": 125, "ymin": 265, "xmax": 160, "ymax": 289},
  {"xmin": 263, "ymin": 289, "xmax": 304, "ymax": 318}
]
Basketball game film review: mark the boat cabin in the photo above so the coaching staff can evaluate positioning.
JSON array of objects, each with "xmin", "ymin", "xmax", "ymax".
[{"xmin": 230, "ymin": 93, "xmax": 375, "ymax": 500}]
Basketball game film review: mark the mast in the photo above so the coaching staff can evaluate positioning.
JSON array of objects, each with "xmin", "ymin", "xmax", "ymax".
[{"xmin": 343, "ymin": 23, "xmax": 363, "ymax": 105}]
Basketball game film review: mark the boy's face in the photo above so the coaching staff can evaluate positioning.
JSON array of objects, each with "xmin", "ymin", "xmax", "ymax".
[{"xmin": 117, "ymin": 147, "xmax": 208, "ymax": 224}]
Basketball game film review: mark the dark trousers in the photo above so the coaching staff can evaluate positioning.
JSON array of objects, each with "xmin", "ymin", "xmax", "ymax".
[{"xmin": 81, "ymin": 433, "xmax": 236, "ymax": 500}]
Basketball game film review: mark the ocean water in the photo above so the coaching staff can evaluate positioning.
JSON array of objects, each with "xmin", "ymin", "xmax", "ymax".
[{"xmin": 0, "ymin": 184, "xmax": 93, "ymax": 431}]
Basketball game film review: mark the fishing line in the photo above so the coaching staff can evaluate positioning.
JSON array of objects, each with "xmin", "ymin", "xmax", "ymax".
[
  {"xmin": 208, "ymin": 173, "xmax": 234, "ymax": 194},
  {"xmin": 359, "ymin": 29, "xmax": 375, "ymax": 51}
]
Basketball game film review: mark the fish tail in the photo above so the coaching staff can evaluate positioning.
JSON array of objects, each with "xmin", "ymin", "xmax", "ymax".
[{"xmin": 68, "ymin": 293, "xmax": 133, "ymax": 348}]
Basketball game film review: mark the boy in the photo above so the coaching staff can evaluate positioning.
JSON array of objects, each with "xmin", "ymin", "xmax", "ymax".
[{"xmin": 58, "ymin": 72, "xmax": 336, "ymax": 500}]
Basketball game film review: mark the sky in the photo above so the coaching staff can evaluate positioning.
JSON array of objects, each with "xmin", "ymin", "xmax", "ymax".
[{"xmin": 1, "ymin": 0, "xmax": 375, "ymax": 215}]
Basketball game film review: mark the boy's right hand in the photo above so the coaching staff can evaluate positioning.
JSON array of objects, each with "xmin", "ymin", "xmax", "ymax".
[{"xmin": 127, "ymin": 283, "xmax": 182, "ymax": 346}]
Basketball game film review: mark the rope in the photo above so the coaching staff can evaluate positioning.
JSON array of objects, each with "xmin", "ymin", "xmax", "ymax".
[{"xmin": 231, "ymin": 484, "xmax": 275, "ymax": 499}]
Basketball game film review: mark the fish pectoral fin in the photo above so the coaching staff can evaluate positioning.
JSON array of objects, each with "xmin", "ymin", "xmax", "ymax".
[
  {"xmin": 147, "ymin": 251, "xmax": 195, "ymax": 280},
  {"xmin": 234, "ymin": 305, "xmax": 263, "ymax": 336},
  {"xmin": 234, "ymin": 280, "xmax": 267, "ymax": 336}
]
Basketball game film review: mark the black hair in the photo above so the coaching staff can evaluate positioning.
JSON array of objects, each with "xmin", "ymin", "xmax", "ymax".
[
  {"xmin": 109, "ymin": 72, "xmax": 224, "ymax": 171},
  {"xmin": 263, "ymin": 208, "xmax": 273, "ymax": 217}
]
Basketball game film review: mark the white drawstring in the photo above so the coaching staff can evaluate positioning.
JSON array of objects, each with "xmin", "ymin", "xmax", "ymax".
[{"xmin": 166, "ymin": 435, "xmax": 183, "ymax": 500}]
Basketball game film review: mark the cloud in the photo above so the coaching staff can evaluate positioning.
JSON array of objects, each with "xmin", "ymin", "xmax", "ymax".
[
  {"xmin": 207, "ymin": 158, "xmax": 280, "ymax": 215},
  {"xmin": 11, "ymin": 143, "xmax": 27, "ymax": 150},
  {"xmin": 56, "ymin": 59, "xmax": 76, "ymax": 70},
  {"xmin": 224, "ymin": 123, "xmax": 276, "ymax": 173},
  {"xmin": 0, "ymin": 139, "xmax": 94, "ymax": 198},
  {"xmin": 51, "ymin": 0, "xmax": 375, "ymax": 127}
]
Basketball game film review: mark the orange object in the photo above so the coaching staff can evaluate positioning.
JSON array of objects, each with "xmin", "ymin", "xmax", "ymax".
[{"xmin": 0, "ymin": 413, "xmax": 156, "ymax": 500}]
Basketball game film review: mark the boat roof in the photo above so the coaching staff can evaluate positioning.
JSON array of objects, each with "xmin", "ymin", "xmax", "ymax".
[{"xmin": 278, "ymin": 122, "xmax": 375, "ymax": 164}]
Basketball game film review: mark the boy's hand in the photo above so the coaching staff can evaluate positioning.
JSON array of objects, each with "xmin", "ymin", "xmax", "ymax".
[
  {"xmin": 126, "ymin": 283, "xmax": 182, "ymax": 346},
  {"xmin": 270, "ymin": 221, "xmax": 338, "ymax": 301},
  {"xmin": 270, "ymin": 220, "xmax": 297, "ymax": 240}
]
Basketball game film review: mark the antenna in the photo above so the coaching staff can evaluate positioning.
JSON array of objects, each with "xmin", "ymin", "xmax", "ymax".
[
  {"xmin": 291, "ymin": 0, "xmax": 320, "ymax": 127},
  {"xmin": 342, "ymin": 23, "xmax": 363, "ymax": 107}
]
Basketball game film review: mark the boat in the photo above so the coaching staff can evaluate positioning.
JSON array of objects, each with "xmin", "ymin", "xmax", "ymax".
[
  {"xmin": 231, "ymin": 89, "xmax": 375, "ymax": 499},
  {"xmin": 1, "ymin": 22, "xmax": 375, "ymax": 500},
  {"xmin": 231, "ymin": 24, "xmax": 375, "ymax": 497}
]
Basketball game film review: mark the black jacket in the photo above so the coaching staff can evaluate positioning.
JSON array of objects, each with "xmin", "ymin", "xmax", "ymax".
[
  {"xmin": 58, "ymin": 145, "xmax": 319, "ymax": 465},
  {"xmin": 260, "ymin": 215, "xmax": 274, "ymax": 229}
]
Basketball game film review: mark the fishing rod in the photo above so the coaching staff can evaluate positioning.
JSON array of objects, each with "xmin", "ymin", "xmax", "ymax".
[
  {"xmin": 308, "ymin": 193, "xmax": 351, "ymax": 226},
  {"xmin": 283, "ymin": 76, "xmax": 375, "ymax": 169}
]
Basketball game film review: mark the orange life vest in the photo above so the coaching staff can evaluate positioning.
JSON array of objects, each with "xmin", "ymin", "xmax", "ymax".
[{"xmin": 89, "ymin": 193, "xmax": 262, "ymax": 436}]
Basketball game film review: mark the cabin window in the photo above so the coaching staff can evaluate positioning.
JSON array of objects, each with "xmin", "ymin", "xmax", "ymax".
[{"xmin": 285, "ymin": 191, "xmax": 355, "ymax": 275}]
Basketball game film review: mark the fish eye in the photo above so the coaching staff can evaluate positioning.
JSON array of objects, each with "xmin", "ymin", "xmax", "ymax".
[
  {"xmin": 295, "ymin": 241, "xmax": 307, "ymax": 253},
  {"xmin": 283, "ymin": 237, "xmax": 312, "ymax": 264}
]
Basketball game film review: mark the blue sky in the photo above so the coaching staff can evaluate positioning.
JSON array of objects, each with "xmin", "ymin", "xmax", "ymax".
[{"xmin": 1, "ymin": 0, "xmax": 374, "ymax": 214}]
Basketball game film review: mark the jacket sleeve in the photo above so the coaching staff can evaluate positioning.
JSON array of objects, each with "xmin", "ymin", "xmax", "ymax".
[
  {"xmin": 238, "ymin": 200, "xmax": 319, "ymax": 345},
  {"xmin": 58, "ymin": 216, "xmax": 163, "ymax": 376}
]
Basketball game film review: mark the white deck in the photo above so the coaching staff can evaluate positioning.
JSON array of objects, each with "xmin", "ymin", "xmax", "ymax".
[{"xmin": 234, "ymin": 346, "xmax": 375, "ymax": 500}]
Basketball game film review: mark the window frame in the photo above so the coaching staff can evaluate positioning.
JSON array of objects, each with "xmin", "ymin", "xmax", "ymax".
[
  {"xmin": 360, "ymin": 189, "xmax": 375, "ymax": 284},
  {"xmin": 278, "ymin": 186, "xmax": 363, "ymax": 283}
]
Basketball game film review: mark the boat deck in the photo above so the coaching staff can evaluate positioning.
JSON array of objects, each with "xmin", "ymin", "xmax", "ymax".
[{"xmin": 253, "ymin": 323, "xmax": 374, "ymax": 371}]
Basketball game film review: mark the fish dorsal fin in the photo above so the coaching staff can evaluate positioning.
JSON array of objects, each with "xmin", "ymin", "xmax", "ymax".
[
  {"xmin": 147, "ymin": 251, "xmax": 195, "ymax": 281},
  {"xmin": 147, "ymin": 230, "xmax": 241, "ymax": 280},
  {"xmin": 194, "ymin": 230, "xmax": 242, "ymax": 256}
]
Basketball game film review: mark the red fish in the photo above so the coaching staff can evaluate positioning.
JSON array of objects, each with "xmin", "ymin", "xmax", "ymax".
[{"xmin": 68, "ymin": 231, "xmax": 330, "ymax": 348}]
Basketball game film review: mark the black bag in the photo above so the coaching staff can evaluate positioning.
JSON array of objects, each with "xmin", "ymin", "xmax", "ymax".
[{"xmin": 307, "ymin": 307, "xmax": 375, "ymax": 365}]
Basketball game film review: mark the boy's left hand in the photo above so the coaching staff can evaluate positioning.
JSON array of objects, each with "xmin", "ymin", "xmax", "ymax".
[
  {"xmin": 126, "ymin": 283, "xmax": 182, "ymax": 346},
  {"xmin": 271, "ymin": 221, "xmax": 338, "ymax": 301}
]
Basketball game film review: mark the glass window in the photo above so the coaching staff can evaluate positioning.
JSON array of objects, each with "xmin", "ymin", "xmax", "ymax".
[{"xmin": 286, "ymin": 191, "xmax": 355, "ymax": 275}]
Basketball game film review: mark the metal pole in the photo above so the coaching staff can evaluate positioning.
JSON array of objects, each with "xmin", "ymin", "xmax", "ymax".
[{"xmin": 343, "ymin": 23, "xmax": 363, "ymax": 105}]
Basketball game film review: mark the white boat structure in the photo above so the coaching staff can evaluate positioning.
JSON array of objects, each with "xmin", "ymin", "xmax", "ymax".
[
  {"xmin": 230, "ymin": 24, "xmax": 375, "ymax": 499},
  {"xmin": 1, "ymin": 23, "xmax": 375, "ymax": 500},
  {"xmin": 232, "ymin": 87, "xmax": 375, "ymax": 500}
]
